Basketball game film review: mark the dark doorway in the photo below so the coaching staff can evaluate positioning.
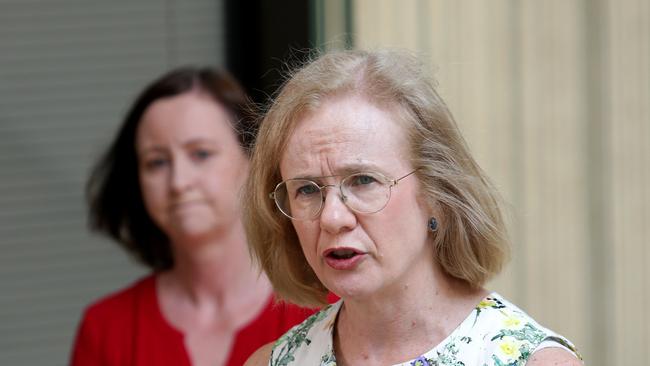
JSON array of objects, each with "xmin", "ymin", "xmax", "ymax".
[{"xmin": 225, "ymin": 0, "xmax": 312, "ymax": 106}]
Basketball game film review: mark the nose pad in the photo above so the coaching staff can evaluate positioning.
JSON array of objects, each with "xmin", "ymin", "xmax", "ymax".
[
  {"xmin": 318, "ymin": 187, "xmax": 339, "ymax": 213},
  {"xmin": 321, "ymin": 186, "xmax": 347, "ymax": 206},
  {"xmin": 319, "ymin": 186, "xmax": 357, "ymax": 232}
]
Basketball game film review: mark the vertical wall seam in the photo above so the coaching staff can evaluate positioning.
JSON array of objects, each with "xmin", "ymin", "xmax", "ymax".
[
  {"xmin": 509, "ymin": 0, "xmax": 526, "ymax": 305},
  {"xmin": 584, "ymin": 0, "xmax": 612, "ymax": 363}
]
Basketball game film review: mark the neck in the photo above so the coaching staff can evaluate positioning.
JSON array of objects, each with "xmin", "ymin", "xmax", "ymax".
[
  {"xmin": 335, "ymin": 262, "xmax": 486, "ymax": 365},
  {"xmin": 163, "ymin": 220, "xmax": 271, "ymax": 309}
]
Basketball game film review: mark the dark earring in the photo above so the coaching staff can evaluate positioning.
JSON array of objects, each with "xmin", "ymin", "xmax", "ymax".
[{"xmin": 428, "ymin": 217, "xmax": 438, "ymax": 232}]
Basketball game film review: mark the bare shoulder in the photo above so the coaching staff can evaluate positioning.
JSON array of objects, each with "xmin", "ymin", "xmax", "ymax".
[
  {"xmin": 527, "ymin": 347, "xmax": 583, "ymax": 366},
  {"xmin": 243, "ymin": 342, "xmax": 275, "ymax": 366}
]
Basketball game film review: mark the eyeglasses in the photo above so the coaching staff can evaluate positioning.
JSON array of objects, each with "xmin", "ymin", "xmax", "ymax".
[{"xmin": 270, "ymin": 170, "xmax": 418, "ymax": 220}]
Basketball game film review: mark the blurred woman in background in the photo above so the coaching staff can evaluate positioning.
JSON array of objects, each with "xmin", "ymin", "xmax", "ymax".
[{"xmin": 71, "ymin": 67, "xmax": 313, "ymax": 366}]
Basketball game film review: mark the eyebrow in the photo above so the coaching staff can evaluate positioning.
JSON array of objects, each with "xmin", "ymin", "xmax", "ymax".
[
  {"xmin": 138, "ymin": 138, "xmax": 218, "ymax": 155},
  {"xmin": 138, "ymin": 146, "xmax": 167, "ymax": 156},
  {"xmin": 294, "ymin": 162, "xmax": 385, "ymax": 180},
  {"xmin": 182, "ymin": 138, "xmax": 219, "ymax": 148}
]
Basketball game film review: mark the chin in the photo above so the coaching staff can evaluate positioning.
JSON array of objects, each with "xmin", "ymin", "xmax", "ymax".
[
  {"xmin": 321, "ymin": 275, "xmax": 376, "ymax": 301},
  {"xmin": 171, "ymin": 223, "xmax": 219, "ymax": 241}
]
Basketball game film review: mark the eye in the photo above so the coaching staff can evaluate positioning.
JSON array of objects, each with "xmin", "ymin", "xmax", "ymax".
[
  {"xmin": 143, "ymin": 157, "xmax": 169, "ymax": 171},
  {"xmin": 191, "ymin": 148, "xmax": 213, "ymax": 161},
  {"xmin": 296, "ymin": 183, "xmax": 319, "ymax": 196},
  {"xmin": 349, "ymin": 174, "xmax": 378, "ymax": 186}
]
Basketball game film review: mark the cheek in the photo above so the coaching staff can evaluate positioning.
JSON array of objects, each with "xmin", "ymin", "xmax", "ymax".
[
  {"xmin": 207, "ymin": 157, "xmax": 248, "ymax": 194},
  {"xmin": 204, "ymin": 170, "xmax": 244, "ymax": 209},
  {"xmin": 138, "ymin": 175, "xmax": 166, "ymax": 220},
  {"xmin": 139, "ymin": 174, "xmax": 155, "ymax": 202},
  {"xmin": 377, "ymin": 187, "xmax": 429, "ymax": 238},
  {"xmin": 292, "ymin": 222, "xmax": 320, "ymax": 262}
]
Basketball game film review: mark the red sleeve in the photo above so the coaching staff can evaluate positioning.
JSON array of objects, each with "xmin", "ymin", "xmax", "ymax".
[
  {"xmin": 69, "ymin": 277, "xmax": 148, "ymax": 366},
  {"xmin": 70, "ymin": 308, "xmax": 103, "ymax": 366},
  {"xmin": 225, "ymin": 297, "xmax": 318, "ymax": 366},
  {"xmin": 69, "ymin": 275, "xmax": 193, "ymax": 366},
  {"xmin": 69, "ymin": 292, "xmax": 137, "ymax": 366}
]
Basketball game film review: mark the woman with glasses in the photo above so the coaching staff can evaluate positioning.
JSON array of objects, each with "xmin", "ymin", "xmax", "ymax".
[
  {"xmin": 243, "ymin": 50, "xmax": 582, "ymax": 366},
  {"xmin": 71, "ymin": 68, "xmax": 314, "ymax": 366}
]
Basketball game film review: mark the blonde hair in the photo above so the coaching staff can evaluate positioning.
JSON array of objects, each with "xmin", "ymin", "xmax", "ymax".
[{"xmin": 243, "ymin": 49, "xmax": 509, "ymax": 307}]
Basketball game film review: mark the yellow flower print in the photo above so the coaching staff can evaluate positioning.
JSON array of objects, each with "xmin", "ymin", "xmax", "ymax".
[
  {"xmin": 497, "ymin": 338, "xmax": 522, "ymax": 361},
  {"xmin": 502, "ymin": 313, "xmax": 522, "ymax": 329},
  {"xmin": 478, "ymin": 299, "xmax": 497, "ymax": 309}
]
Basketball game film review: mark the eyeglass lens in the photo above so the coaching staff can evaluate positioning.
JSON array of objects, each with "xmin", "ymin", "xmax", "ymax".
[{"xmin": 274, "ymin": 172, "xmax": 392, "ymax": 220}]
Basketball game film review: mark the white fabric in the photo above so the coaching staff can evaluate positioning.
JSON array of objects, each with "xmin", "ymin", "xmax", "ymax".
[{"xmin": 269, "ymin": 292, "xmax": 582, "ymax": 366}]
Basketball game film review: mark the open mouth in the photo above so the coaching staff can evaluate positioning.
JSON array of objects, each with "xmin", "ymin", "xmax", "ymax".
[
  {"xmin": 323, "ymin": 247, "xmax": 365, "ymax": 270},
  {"xmin": 327, "ymin": 248, "xmax": 360, "ymax": 260},
  {"xmin": 324, "ymin": 247, "xmax": 366, "ymax": 260}
]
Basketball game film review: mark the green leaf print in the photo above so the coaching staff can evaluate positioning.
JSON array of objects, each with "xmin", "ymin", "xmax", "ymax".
[
  {"xmin": 490, "ymin": 354, "xmax": 519, "ymax": 366},
  {"xmin": 271, "ymin": 307, "xmax": 331, "ymax": 366},
  {"xmin": 320, "ymin": 351, "xmax": 336, "ymax": 365},
  {"xmin": 433, "ymin": 338, "xmax": 466, "ymax": 366},
  {"xmin": 490, "ymin": 323, "xmax": 546, "ymax": 344}
]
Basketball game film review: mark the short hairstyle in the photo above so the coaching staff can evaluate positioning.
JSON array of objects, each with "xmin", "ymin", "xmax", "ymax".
[
  {"xmin": 87, "ymin": 67, "xmax": 257, "ymax": 271},
  {"xmin": 243, "ymin": 49, "xmax": 510, "ymax": 307}
]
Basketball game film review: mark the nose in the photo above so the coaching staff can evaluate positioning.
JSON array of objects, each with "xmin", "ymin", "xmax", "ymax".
[
  {"xmin": 319, "ymin": 187, "xmax": 357, "ymax": 234},
  {"xmin": 170, "ymin": 157, "xmax": 195, "ymax": 194}
]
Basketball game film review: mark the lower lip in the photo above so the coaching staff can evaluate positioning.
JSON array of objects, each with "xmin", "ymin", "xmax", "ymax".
[
  {"xmin": 171, "ymin": 202, "xmax": 205, "ymax": 213},
  {"xmin": 324, "ymin": 254, "xmax": 366, "ymax": 270},
  {"xmin": 172, "ymin": 201, "xmax": 203, "ymax": 208}
]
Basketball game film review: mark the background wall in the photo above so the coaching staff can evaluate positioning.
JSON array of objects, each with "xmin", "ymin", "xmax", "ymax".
[
  {"xmin": 342, "ymin": 0, "xmax": 648, "ymax": 364},
  {"xmin": 0, "ymin": 1, "xmax": 226, "ymax": 364}
]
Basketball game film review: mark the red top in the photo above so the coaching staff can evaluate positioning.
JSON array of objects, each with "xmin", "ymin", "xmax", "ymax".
[{"xmin": 70, "ymin": 275, "xmax": 315, "ymax": 366}]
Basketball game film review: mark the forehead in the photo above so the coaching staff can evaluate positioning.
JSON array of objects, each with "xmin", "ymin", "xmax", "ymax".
[
  {"xmin": 137, "ymin": 92, "xmax": 234, "ymax": 145},
  {"xmin": 280, "ymin": 94, "xmax": 412, "ymax": 178}
]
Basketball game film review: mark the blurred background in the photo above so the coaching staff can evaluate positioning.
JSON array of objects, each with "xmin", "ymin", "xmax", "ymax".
[{"xmin": 0, "ymin": 0, "xmax": 647, "ymax": 364}]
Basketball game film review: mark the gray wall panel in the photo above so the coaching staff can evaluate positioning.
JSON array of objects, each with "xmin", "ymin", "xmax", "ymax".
[{"xmin": 0, "ymin": 1, "xmax": 225, "ymax": 364}]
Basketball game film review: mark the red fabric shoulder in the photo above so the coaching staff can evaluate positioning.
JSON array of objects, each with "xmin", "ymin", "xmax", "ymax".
[
  {"xmin": 71, "ymin": 276, "xmax": 326, "ymax": 366},
  {"xmin": 225, "ymin": 298, "xmax": 318, "ymax": 366},
  {"xmin": 70, "ymin": 275, "xmax": 188, "ymax": 366},
  {"xmin": 70, "ymin": 276, "xmax": 152, "ymax": 365}
]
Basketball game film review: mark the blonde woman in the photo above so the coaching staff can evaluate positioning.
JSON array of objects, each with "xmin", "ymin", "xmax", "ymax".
[{"xmin": 243, "ymin": 50, "xmax": 582, "ymax": 366}]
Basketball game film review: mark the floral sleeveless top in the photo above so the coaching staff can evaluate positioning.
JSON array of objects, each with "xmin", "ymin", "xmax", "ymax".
[{"xmin": 269, "ymin": 293, "xmax": 581, "ymax": 366}]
